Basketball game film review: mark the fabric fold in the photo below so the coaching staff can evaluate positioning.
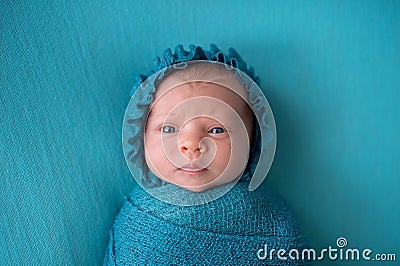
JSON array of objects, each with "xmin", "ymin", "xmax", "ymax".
[{"xmin": 104, "ymin": 182, "xmax": 310, "ymax": 265}]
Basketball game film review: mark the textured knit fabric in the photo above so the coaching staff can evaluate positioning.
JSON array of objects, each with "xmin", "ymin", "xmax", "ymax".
[
  {"xmin": 0, "ymin": 2, "xmax": 135, "ymax": 265},
  {"xmin": 104, "ymin": 182, "xmax": 310, "ymax": 265},
  {"xmin": 104, "ymin": 44, "xmax": 310, "ymax": 265}
]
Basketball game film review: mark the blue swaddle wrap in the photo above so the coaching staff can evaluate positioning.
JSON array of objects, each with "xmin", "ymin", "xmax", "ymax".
[
  {"xmin": 104, "ymin": 182, "xmax": 310, "ymax": 265},
  {"xmin": 104, "ymin": 44, "xmax": 310, "ymax": 265}
]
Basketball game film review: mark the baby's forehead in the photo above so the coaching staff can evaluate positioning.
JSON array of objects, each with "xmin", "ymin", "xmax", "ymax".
[
  {"xmin": 154, "ymin": 62, "xmax": 249, "ymax": 103},
  {"xmin": 152, "ymin": 82, "xmax": 247, "ymax": 113}
]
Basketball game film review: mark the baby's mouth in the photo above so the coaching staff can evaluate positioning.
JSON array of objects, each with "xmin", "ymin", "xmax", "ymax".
[{"xmin": 178, "ymin": 164, "xmax": 208, "ymax": 174}]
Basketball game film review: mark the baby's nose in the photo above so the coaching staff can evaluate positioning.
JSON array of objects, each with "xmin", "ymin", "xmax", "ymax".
[
  {"xmin": 179, "ymin": 134, "xmax": 206, "ymax": 161},
  {"xmin": 179, "ymin": 140, "xmax": 201, "ymax": 160}
]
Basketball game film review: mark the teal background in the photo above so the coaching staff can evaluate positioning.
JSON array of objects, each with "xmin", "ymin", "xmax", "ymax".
[{"xmin": 1, "ymin": 1, "xmax": 399, "ymax": 265}]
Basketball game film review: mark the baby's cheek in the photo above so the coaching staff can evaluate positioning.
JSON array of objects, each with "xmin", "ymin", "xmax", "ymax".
[
  {"xmin": 144, "ymin": 136, "xmax": 162, "ymax": 168},
  {"xmin": 215, "ymin": 141, "xmax": 232, "ymax": 166}
]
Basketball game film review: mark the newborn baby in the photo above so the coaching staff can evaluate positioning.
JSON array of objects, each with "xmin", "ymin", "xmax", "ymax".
[{"xmin": 103, "ymin": 44, "xmax": 310, "ymax": 265}]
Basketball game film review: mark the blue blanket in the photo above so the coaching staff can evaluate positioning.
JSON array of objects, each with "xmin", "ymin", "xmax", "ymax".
[{"xmin": 103, "ymin": 182, "xmax": 310, "ymax": 265}]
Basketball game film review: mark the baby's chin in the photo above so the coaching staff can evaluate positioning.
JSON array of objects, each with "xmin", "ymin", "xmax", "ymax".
[
  {"xmin": 162, "ymin": 177, "xmax": 237, "ymax": 193},
  {"xmin": 150, "ymin": 168, "xmax": 242, "ymax": 193},
  {"xmin": 165, "ymin": 179, "xmax": 217, "ymax": 192},
  {"xmin": 180, "ymin": 184, "xmax": 213, "ymax": 192}
]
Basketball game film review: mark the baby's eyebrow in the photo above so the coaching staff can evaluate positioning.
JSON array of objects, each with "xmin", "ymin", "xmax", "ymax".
[
  {"xmin": 151, "ymin": 112, "xmax": 179, "ymax": 119},
  {"xmin": 148, "ymin": 113, "xmax": 181, "ymax": 123},
  {"xmin": 149, "ymin": 109, "xmax": 243, "ymax": 126}
]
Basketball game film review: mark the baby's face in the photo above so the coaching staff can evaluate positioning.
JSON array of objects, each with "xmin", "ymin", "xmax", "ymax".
[{"xmin": 144, "ymin": 81, "xmax": 253, "ymax": 192}]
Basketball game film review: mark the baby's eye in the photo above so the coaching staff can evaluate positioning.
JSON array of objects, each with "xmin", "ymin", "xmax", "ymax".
[
  {"xmin": 208, "ymin": 127, "xmax": 225, "ymax": 134},
  {"xmin": 161, "ymin": 125, "xmax": 177, "ymax": 133}
]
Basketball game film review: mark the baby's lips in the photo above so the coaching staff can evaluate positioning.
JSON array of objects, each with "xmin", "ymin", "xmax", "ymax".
[{"xmin": 179, "ymin": 163, "xmax": 207, "ymax": 171}]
